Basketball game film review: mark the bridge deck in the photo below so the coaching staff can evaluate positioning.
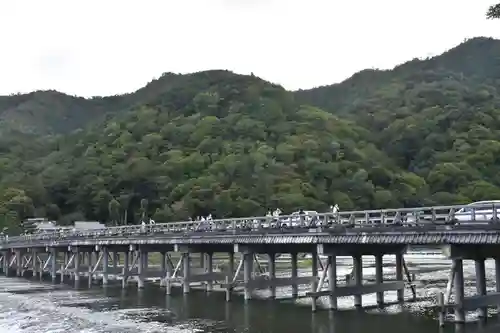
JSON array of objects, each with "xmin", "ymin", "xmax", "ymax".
[
  {"xmin": 3, "ymin": 202, "xmax": 500, "ymax": 249},
  {"xmin": 3, "ymin": 227, "xmax": 500, "ymax": 249}
]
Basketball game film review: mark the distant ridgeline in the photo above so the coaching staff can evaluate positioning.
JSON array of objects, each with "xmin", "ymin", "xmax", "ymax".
[{"xmin": 1, "ymin": 37, "xmax": 500, "ymax": 230}]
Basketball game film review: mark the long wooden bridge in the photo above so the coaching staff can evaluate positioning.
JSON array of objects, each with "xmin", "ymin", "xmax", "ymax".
[{"xmin": 2, "ymin": 203, "xmax": 500, "ymax": 327}]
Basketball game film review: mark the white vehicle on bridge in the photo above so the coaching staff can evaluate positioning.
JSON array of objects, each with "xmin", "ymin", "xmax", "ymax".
[
  {"xmin": 279, "ymin": 211, "xmax": 319, "ymax": 228},
  {"xmin": 403, "ymin": 200, "xmax": 500, "ymax": 225},
  {"xmin": 452, "ymin": 200, "xmax": 500, "ymax": 224}
]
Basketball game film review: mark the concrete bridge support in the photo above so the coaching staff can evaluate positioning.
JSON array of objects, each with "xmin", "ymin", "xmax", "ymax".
[
  {"xmin": 496, "ymin": 258, "xmax": 500, "ymax": 314},
  {"xmin": 311, "ymin": 251, "xmax": 319, "ymax": 311},
  {"xmin": 112, "ymin": 252, "xmax": 118, "ymax": 273},
  {"xmin": 122, "ymin": 251, "xmax": 129, "ymax": 288},
  {"xmin": 182, "ymin": 252, "xmax": 190, "ymax": 294},
  {"xmin": 32, "ymin": 249, "xmax": 38, "ymax": 279},
  {"xmin": 137, "ymin": 250, "xmax": 146, "ymax": 289},
  {"xmin": 159, "ymin": 252, "xmax": 166, "ymax": 287},
  {"xmin": 226, "ymin": 252, "xmax": 234, "ymax": 300},
  {"xmin": 441, "ymin": 245, "xmax": 500, "ymax": 325},
  {"xmin": 268, "ymin": 253, "xmax": 276, "ymax": 299},
  {"xmin": 87, "ymin": 251, "xmax": 94, "ymax": 287},
  {"xmin": 243, "ymin": 252, "xmax": 253, "ymax": 300},
  {"xmin": 327, "ymin": 255, "xmax": 337, "ymax": 310},
  {"xmin": 205, "ymin": 252, "xmax": 214, "ymax": 292},
  {"xmin": 59, "ymin": 251, "xmax": 67, "ymax": 283},
  {"xmin": 225, "ymin": 245, "xmax": 323, "ymax": 304},
  {"xmin": 375, "ymin": 254, "xmax": 384, "ymax": 306},
  {"xmin": 291, "ymin": 252, "xmax": 298, "ymax": 298},
  {"xmin": 311, "ymin": 244, "xmax": 408, "ymax": 310},
  {"xmin": 50, "ymin": 248, "xmax": 57, "ymax": 283},
  {"xmin": 74, "ymin": 248, "xmax": 80, "ymax": 282},
  {"xmin": 2, "ymin": 251, "xmax": 9, "ymax": 276},
  {"xmin": 453, "ymin": 258, "xmax": 466, "ymax": 324},
  {"xmin": 396, "ymin": 253, "xmax": 404, "ymax": 302},
  {"xmin": 164, "ymin": 253, "xmax": 175, "ymax": 294},
  {"xmin": 475, "ymin": 259, "xmax": 487, "ymax": 319},
  {"xmin": 15, "ymin": 250, "xmax": 22, "ymax": 276},
  {"xmin": 102, "ymin": 247, "xmax": 109, "ymax": 285},
  {"xmin": 353, "ymin": 254, "xmax": 362, "ymax": 307}
]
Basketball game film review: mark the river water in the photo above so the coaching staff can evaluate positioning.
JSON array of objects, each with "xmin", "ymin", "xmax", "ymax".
[{"xmin": 0, "ymin": 250, "xmax": 499, "ymax": 333}]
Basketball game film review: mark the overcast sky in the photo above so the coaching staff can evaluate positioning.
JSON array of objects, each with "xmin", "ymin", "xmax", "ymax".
[{"xmin": 1, "ymin": 1, "xmax": 499, "ymax": 97}]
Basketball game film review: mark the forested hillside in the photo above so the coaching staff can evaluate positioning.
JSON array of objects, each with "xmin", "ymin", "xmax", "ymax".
[
  {"xmin": 1, "ymin": 38, "xmax": 499, "ymax": 233},
  {"xmin": 295, "ymin": 37, "xmax": 500, "ymax": 204}
]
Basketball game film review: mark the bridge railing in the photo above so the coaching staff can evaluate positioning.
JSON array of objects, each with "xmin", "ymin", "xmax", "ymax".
[{"xmin": 2, "ymin": 202, "xmax": 500, "ymax": 245}]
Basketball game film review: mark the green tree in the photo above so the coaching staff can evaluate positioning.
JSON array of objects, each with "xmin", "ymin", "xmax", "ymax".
[
  {"xmin": 487, "ymin": 4, "xmax": 500, "ymax": 19},
  {"xmin": 108, "ymin": 199, "xmax": 121, "ymax": 225}
]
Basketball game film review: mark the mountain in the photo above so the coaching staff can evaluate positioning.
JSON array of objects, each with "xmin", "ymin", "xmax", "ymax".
[
  {"xmin": 295, "ymin": 37, "xmax": 500, "ymax": 202},
  {"xmin": 0, "ymin": 70, "xmax": 281, "ymax": 135},
  {"xmin": 294, "ymin": 37, "xmax": 500, "ymax": 117},
  {"xmin": 0, "ymin": 91, "xmax": 109, "ymax": 135},
  {"xmin": 1, "ymin": 38, "xmax": 500, "ymax": 231}
]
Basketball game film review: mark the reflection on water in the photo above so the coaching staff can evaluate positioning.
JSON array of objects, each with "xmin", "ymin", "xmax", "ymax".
[{"xmin": 0, "ymin": 251, "xmax": 499, "ymax": 332}]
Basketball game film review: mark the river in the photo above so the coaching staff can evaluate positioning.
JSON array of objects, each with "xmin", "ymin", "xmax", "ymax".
[{"xmin": 0, "ymin": 250, "xmax": 499, "ymax": 333}]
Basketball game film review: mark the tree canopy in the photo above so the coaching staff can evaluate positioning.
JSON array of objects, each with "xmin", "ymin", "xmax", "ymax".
[{"xmin": 487, "ymin": 3, "xmax": 500, "ymax": 19}]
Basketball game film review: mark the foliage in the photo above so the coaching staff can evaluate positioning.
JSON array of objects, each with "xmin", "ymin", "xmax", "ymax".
[
  {"xmin": 1, "ymin": 39, "xmax": 500, "ymax": 232},
  {"xmin": 487, "ymin": 3, "xmax": 500, "ymax": 19}
]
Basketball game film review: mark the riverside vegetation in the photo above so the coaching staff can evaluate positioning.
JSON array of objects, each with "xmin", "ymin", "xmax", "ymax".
[{"xmin": 1, "ymin": 37, "xmax": 500, "ymax": 233}]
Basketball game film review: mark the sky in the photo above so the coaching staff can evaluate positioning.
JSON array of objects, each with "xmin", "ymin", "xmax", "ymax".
[{"xmin": 0, "ymin": 0, "xmax": 499, "ymax": 97}]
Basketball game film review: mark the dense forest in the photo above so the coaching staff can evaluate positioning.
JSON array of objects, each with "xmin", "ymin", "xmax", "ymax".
[{"xmin": 1, "ymin": 37, "xmax": 500, "ymax": 233}]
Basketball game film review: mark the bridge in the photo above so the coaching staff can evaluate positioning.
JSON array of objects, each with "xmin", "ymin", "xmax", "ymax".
[{"xmin": 2, "ymin": 203, "xmax": 500, "ymax": 327}]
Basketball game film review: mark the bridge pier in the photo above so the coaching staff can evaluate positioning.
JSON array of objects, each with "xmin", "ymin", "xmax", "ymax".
[
  {"xmin": 88, "ymin": 251, "xmax": 94, "ymax": 286},
  {"xmin": 291, "ymin": 252, "xmax": 298, "ymax": 298},
  {"xmin": 122, "ymin": 251, "xmax": 129, "ymax": 288},
  {"xmin": 475, "ymin": 259, "xmax": 487, "ymax": 319},
  {"xmin": 59, "ymin": 251, "xmax": 66, "ymax": 283},
  {"xmin": 181, "ymin": 252, "xmax": 190, "ymax": 293},
  {"xmin": 396, "ymin": 253, "xmax": 404, "ymax": 302},
  {"xmin": 26, "ymin": 251, "xmax": 35, "ymax": 278},
  {"xmin": 496, "ymin": 258, "xmax": 500, "ymax": 315},
  {"xmin": 15, "ymin": 250, "xmax": 22, "ymax": 277},
  {"xmin": 205, "ymin": 252, "xmax": 213, "ymax": 292},
  {"xmin": 310, "ymin": 244, "xmax": 407, "ymax": 310},
  {"xmin": 243, "ymin": 252, "xmax": 253, "ymax": 300},
  {"xmin": 353, "ymin": 254, "xmax": 362, "ymax": 307},
  {"xmin": 268, "ymin": 253, "xmax": 276, "ymax": 299},
  {"xmin": 224, "ymin": 252, "xmax": 235, "ymax": 301},
  {"xmin": 454, "ymin": 258, "xmax": 466, "ymax": 324},
  {"xmin": 227, "ymin": 245, "xmax": 321, "ymax": 304},
  {"xmin": 66, "ymin": 251, "xmax": 72, "ymax": 280},
  {"xmin": 327, "ymin": 255, "xmax": 337, "ymax": 310},
  {"xmin": 50, "ymin": 248, "xmax": 57, "ymax": 283},
  {"xmin": 137, "ymin": 249, "xmax": 146, "ymax": 289},
  {"xmin": 159, "ymin": 252, "xmax": 166, "ymax": 287},
  {"xmin": 375, "ymin": 254, "xmax": 384, "ymax": 306},
  {"xmin": 32, "ymin": 249, "xmax": 38, "ymax": 279},
  {"xmin": 2, "ymin": 251, "xmax": 8, "ymax": 276},
  {"xmin": 440, "ymin": 245, "xmax": 500, "ymax": 325},
  {"xmin": 311, "ymin": 251, "xmax": 318, "ymax": 311},
  {"xmin": 165, "ymin": 253, "xmax": 174, "ymax": 294},
  {"xmin": 74, "ymin": 248, "xmax": 81, "ymax": 282},
  {"xmin": 112, "ymin": 252, "xmax": 118, "ymax": 273},
  {"xmin": 102, "ymin": 247, "xmax": 109, "ymax": 285}
]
